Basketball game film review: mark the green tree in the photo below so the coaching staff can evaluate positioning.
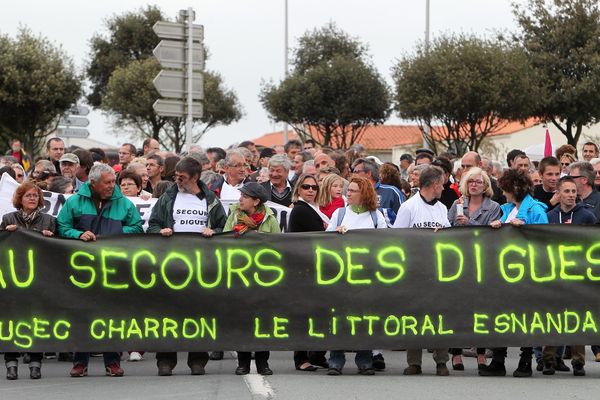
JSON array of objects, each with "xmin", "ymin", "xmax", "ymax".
[
  {"xmin": 513, "ymin": 0, "xmax": 600, "ymax": 146},
  {"xmin": 392, "ymin": 34, "xmax": 539, "ymax": 155},
  {"xmin": 0, "ymin": 28, "xmax": 81, "ymax": 155},
  {"xmin": 89, "ymin": 6, "xmax": 242, "ymax": 152},
  {"xmin": 260, "ymin": 23, "xmax": 390, "ymax": 149}
]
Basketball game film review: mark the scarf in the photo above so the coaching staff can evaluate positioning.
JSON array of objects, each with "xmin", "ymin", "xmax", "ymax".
[
  {"xmin": 233, "ymin": 205, "xmax": 266, "ymax": 238},
  {"xmin": 350, "ymin": 204, "xmax": 368, "ymax": 214},
  {"xmin": 19, "ymin": 208, "xmax": 40, "ymax": 225}
]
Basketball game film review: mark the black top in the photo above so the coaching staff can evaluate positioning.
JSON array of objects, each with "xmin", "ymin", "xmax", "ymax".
[
  {"xmin": 440, "ymin": 182, "xmax": 459, "ymax": 210},
  {"xmin": 288, "ymin": 200, "xmax": 325, "ymax": 232},
  {"xmin": 261, "ymin": 181, "xmax": 293, "ymax": 207},
  {"xmin": 533, "ymin": 184, "xmax": 556, "ymax": 209},
  {"xmin": 490, "ymin": 178, "xmax": 506, "ymax": 205}
]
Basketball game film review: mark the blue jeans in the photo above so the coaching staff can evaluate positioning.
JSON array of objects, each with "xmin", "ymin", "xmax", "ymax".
[
  {"xmin": 533, "ymin": 346, "xmax": 564, "ymax": 363},
  {"xmin": 328, "ymin": 350, "xmax": 373, "ymax": 371},
  {"xmin": 73, "ymin": 352, "xmax": 120, "ymax": 366}
]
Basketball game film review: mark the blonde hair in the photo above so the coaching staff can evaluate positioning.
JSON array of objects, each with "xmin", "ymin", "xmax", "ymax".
[
  {"xmin": 317, "ymin": 173, "xmax": 343, "ymax": 207},
  {"xmin": 459, "ymin": 167, "xmax": 493, "ymax": 198}
]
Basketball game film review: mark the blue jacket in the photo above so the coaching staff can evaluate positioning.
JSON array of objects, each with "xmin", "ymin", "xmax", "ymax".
[
  {"xmin": 500, "ymin": 194, "xmax": 548, "ymax": 224},
  {"xmin": 547, "ymin": 202, "xmax": 597, "ymax": 225},
  {"xmin": 374, "ymin": 182, "xmax": 405, "ymax": 225}
]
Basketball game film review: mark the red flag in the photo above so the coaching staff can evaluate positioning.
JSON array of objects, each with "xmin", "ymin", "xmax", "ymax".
[{"xmin": 544, "ymin": 129, "xmax": 553, "ymax": 157}]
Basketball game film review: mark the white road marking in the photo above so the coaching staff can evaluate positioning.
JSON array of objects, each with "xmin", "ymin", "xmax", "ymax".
[{"xmin": 229, "ymin": 351, "xmax": 276, "ymax": 399}]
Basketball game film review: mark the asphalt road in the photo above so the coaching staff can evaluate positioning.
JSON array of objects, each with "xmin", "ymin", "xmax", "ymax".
[{"xmin": 0, "ymin": 348, "xmax": 599, "ymax": 400}]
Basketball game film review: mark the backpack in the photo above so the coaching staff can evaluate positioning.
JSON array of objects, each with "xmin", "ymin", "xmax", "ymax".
[{"xmin": 336, "ymin": 207, "xmax": 379, "ymax": 228}]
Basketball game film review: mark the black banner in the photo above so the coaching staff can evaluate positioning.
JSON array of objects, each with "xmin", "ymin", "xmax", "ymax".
[{"xmin": 1, "ymin": 225, "xmax": 600, "ymax": 351}]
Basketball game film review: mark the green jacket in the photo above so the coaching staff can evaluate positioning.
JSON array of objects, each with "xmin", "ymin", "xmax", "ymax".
[
  {"xmin": 224, "ymin": 203, "xmax": 281, "ymax": 234},
  {"xmin": 57, "ymin": 182, "xmax": 143, "ymax": 239},
  {"xmin": 147, "ymin": 179, "xmax": 227, "ymax": 233}
]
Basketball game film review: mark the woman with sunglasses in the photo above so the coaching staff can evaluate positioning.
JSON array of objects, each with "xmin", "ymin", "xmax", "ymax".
[
  {"xmin": 288, "ymin": 174, "xmax": 330, "ymax": 371},
  {"xmin": 0, "ymin": 182, "xmax": 56, "ymax": 380},
  {"xmin": 325, "ymin": 176, "xmax": 386, "ymax": 376}
]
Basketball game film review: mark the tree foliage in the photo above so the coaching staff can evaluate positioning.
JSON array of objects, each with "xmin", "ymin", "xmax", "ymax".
[
  {"xmin": 392, "ymin": 34, "xmax": 539, "ymax": 155},
  {"xmin": 513, "ymin": 0, "xmax": 600, "ymax": 146},
  {"xmin": 0, "ymin": 28, "xmax": 81, "ymax": 154},
  {"xmin": 261, "ymin": 23, "xmax": 390, "ymax": 149},
  {"xmin": 88, "ymin": 6, "xmax": 242, "ymax": 152}
]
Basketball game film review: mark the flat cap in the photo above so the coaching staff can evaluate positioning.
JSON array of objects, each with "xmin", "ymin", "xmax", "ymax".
[{"xmin": 239, "ymin": 182, "xmax": 269, "ymax": 203}]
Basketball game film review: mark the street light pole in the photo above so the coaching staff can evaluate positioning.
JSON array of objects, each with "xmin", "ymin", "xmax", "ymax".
[
  {"xmin": 422, "ymin": 0, "xmax": 431, "ymax": 150},
  {"xmin": 283, "ymin": 0, "xmax": 289, "ymax": 145}
]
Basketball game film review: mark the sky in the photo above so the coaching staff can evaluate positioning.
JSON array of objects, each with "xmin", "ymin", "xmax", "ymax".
[{"xmin": 0, "ymin": 0, "xmax": 521, "ymax": 150}]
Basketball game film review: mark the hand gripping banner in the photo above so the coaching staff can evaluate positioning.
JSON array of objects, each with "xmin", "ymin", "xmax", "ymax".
[{"xmin": 0, "ymin": 225, "xmax": 599, "ymax": 351}]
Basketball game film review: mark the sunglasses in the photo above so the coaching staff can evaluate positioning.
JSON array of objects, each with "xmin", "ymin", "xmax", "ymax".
[{"xmin": 300, "ymin": 184, "xmax": 318, "ymax": 191}]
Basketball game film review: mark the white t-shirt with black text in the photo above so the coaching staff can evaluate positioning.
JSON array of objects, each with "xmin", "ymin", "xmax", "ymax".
[
  {"xmin": 392, "ymin": 194, "xmax": 450, "ymax": 229},
  {"xmin": 172, "ymin": 193, "xmax": 208, "ymax": 233}
]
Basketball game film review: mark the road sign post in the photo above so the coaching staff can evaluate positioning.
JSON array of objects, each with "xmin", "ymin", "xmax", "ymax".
[{"xmin": 152, "ymin": 9, "xmax": 205, "ymax": 153}]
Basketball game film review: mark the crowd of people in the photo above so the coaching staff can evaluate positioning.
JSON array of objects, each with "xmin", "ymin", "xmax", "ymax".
[{"xmin": 1, "ymin": 135, "xmax": 600, "ymax": 379}]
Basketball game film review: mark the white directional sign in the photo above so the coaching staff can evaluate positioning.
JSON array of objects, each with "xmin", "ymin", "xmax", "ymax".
[
  {"xmin": 57, "ymin": 128, "xmax": 90, "ymax": 138},
  {"xmin": 67, "ymin": 105, "xmax": 90, "ymax": 116},
  {"xmin": 153, "ymin": 40, "xmax": 204, "ymax": 70},
  {"xmin": 58, "ymin": 116, "xmax": 90, "ymax": 128},
  {"xmin": 153, "ymin": 99, "xmax": 203, "ymax": 118},
  {"xmin": 153, "ymin": 21, "xmax": 203, "ymax": 41},
  {"xmin": 153, "ymin": 70, "xmax": 204, "ymax": 100}
]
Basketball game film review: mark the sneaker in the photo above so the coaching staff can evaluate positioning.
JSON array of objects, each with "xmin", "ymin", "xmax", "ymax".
[
  {"xmin": 157, "ymin": 360, "xmax": 173, "ymax": 376},
  {"xmin": 403, "ymin": 365, "xmax": 422, "ymax": 375},
  {"xmin": 29, "ymin": 366, "xmax": 41, "ymax": 380},
  {"xmin": 358, "ymin": 368, "xmax": 375, "ymax": 375},
  {"xmin": 372, "ymin": 354, "xmax": 386, "ymax": 371},
  {"xmin": 189, "ymin": 362, "xmax": 205, "ymax": 375},
  {"xmin": 555, "ymin": 358, "xmax": 570, "ymax": 372},
  {"xmin": 542, "ymin": 362, "xmax": 555, "ymax": 375},
  {"xmin": 573, "ymin": 363, "xmax": 585, "ymax": 376},
  {"xmin": 436, "ymin": 363, "xmax": 450, "ymax": 376},
  {"xmin": 70, "ymin": 363, "xmax": 88, "ymax": 377},
  {"xmin": 478, "ymin": 360, "xmax": 506, "ymax": 376},
  {"xmin": 105, "ymin": 363, "xmax": 124, "ymax": 377},
  {"xmin": 327, "ymin": 367, "xmax": 342, "ymax": 376},
  {"xmin": 512, "ymin": 358, "xmax": 532, "ymax": 378},
  {"xmin": 128, "ymin": 352, "xmax": 143, "ymax": 362}
]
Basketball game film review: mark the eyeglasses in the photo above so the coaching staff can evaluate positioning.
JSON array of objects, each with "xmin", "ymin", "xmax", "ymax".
[
  {"xmin": 567, "ymin": 175, "xmax": 584, "ymax": 179},
  {"xmin": 561, "ymin": 162, "xmax": 571, "ymax": 167},
  {"xmin": 461, "ymin": 164, "xmax": 474, "ymax": 170},
  {"xmin": 300, "ymin": 184, "xmax": 318, "ymax": 191},
  {"xmin": 467, "ymin": 179, "xmax": 484, "ymax": 185}
]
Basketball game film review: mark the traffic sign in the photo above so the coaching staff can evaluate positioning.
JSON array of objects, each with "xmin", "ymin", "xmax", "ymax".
[
  {"xmin": 58, "ymin": 116, "xmax": 89, "ymax": 128},
  {"xmin": 153, "ymin": 21, "xmax": 203, "ymax": 41},
  {"xmin": 67, "ymin": 105, "xmax": 90, "ymax": 116},
  {"xmin": 153, "ymin": 40, "xmax": 205, "ymax": 70},
  {"xmin": 57, "ymin": 128, "xmax": 90, "ymax": 138},
  {"xmin": 153, "ymin": 99, "xmax": 203, "ymax": 118},
  {"xmin": 153, "ymin": 70, "xmax": 204, "ymax": 100}
]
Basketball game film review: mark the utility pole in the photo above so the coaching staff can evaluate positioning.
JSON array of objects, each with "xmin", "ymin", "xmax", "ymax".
[{"xmin": 283, "ymin": 0, "xmax": 289, "ymax": 145}]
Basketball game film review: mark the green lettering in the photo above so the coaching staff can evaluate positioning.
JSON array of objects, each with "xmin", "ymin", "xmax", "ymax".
[
  {"xmin": 583, "ymin": 311, "xmax": 598, "ymax": 333},
  {"xmin": 586, "ymin": 243, "xmax": 600, "ymax": 280},
  {"xmin": 436, "ymin": 243, "xmax": 463, "ymax": 282},
  {"xmin": 402, "ymin": 316, "xmax": 418, "ymax": 335},
  {"xmin": 182, "ymin": 318, "xmax": 200, "ymax": 339},
  {"xmin": 69, "ymin": 251, "xmax": 96, "ymax": 288},
  {"xmin": 14, "ymin": 322, "xmax": 32, "ymax": 349},
  {"xmin": 254, "ymin": 249, "xmax": 284, "ymax": 287},
  {"xmin": 90, "ymin": 319, "xmax": 105, "ymax": 339},
  {"xmin": 108, "ymin": 319, "xmax": 125, "ymax": 339},
  {"xmin": 438, "ymin": 315, "xmax": 453, "ymax": 334},
  {"xmin": 273, "ymin": 317, "xmax": 289, "ymax": 338},
  {"xmin": 144, "ymin": 318, "xmax": 160, "ymax": 339},
  {"xmin": 8, "ymin": 249, "xmax": 35, "ymax": 288},
  {"xmin": 499, "ymin": 245, "xmax": 526, "ymax": 283},
  {"xmin": 421, "ymin": 315, "xmax": 436, "ymax": 335},
  {"xmin": 227, "ymin": 249, "xmax": 252, "ymax": 288},
  {"xmin": 126, "ymin": 319, "xmax": 143, "ymax": 339},
  {"xmin": 33, "ymin": 318, "xmax": 50, "ymax": 339},
  {"xmin": 346, "ymin": 316, "xmax": 361, "ymax": 335},
  {"xmin": 254, "ymin": 317, "xmax": 270, "ymax": 338},
  {"xmin": 162, "ymin": 318, "xmax": 179, "ymax": 338},
  {"xmin": 315, "ymin": 246, "xmax": 344, "ymax": 285},
  {"xmin": 511, "ymin": 313, "xmax": 528, "ymax": 334},
  {"xmin": 530, "ymin": 312, "xmax": 545, "ymax": 334},
  {"xmin": 375, "ymin": 246, "xmax": 405, "ymax": 284},
  {"xmin": 546, "ymin": 313, "xmax": 562, "ymax": 333},
  {"xmin": 53, "ymin": 320, "xmax": 70, "ymax": 340},
  {"xmin": 161, "ymin": 252, "xmax": 194, "ymax": 290},
  {"xmin": 564, "ymin": 311, "xmax": 580, "ymax": 333},
  {"xmin": 384, "ymin": 316, "xmax": 400, "ymax": 336},
  {"xmin": 559, "ymin": 245, "xmax": 584, "ymax": 280},
  {"xmin": 345, "ymin": 247, "xmax": 371, "ymax": 285},
  {"xmin": 474, "ymin": 242, "xmax": 483, "ymax": 283},
  {"xmin": 132, "ymin": 250, "xmax": 157, "ymax": 289},
  {"xmin": 201, "ymin": 318, "xmax": 217, "ymax": 340},
  {"xmin": 363, "ymin": 315, "xmax": 380, "ymax": 335},
  {"xmin": 0, "ymin": 321, "xmax": 13, "ymax": 340},
  {"xmin": 494, "ymin": 313, "xmax": 510, "ymax": 334},
  {"xmin": 196, "ymin": 250, "xmax": 221, "ymax": 289},
  {"xmin": 308, "ymin": 318, "xmax": 324, "ymax": 338},
  {"xmin": 473, "ymin": 313, "xmax": 489, "ymax": 334},
  {"xmin": 101, "ymin": 249, "xmax": 129, "ymax": 289}
]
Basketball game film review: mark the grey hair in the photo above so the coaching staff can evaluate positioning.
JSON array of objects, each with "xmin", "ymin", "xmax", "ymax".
[
  {"xmin": 126, "ymin": 162, "xmax": 146, "ymax": 173},
  {"xmin": 302, "ymin": 160, "xmax": 315, "ymax": 173},
  {"xmin": 224, "ymin": 149, "xmax": 245, "ymax": 166},
  {"xmin": 419, "ymin": 166, "xmax": 445, "ymax": 188},
  {"xmin": 268, "ymin": 154, "xmax": 292, "ymax": 171},
  {"xmin": 89, "ymin": 163, "xmax": 115, "ymax": 183},
  {"xmin": 237, "ymin": 147, "xmax": 252, "ymax": 160},
  {"xmin": 35, "ymin": 159, "xmax": 56, "ymax": 173},
  {"xmin": 351, "ymin": 158, "xmax": 379, "ymax": 181},
  {"xmin": 590, "ymin": 157, "xmax": 600, "ymax": 166},
  {"xmin": 188, "ymin": 151, "xmax": 210, "ymax": 166},
  {"xmin": 570, "ymin": 161, "xmax": 595, "ymax": 186}
]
